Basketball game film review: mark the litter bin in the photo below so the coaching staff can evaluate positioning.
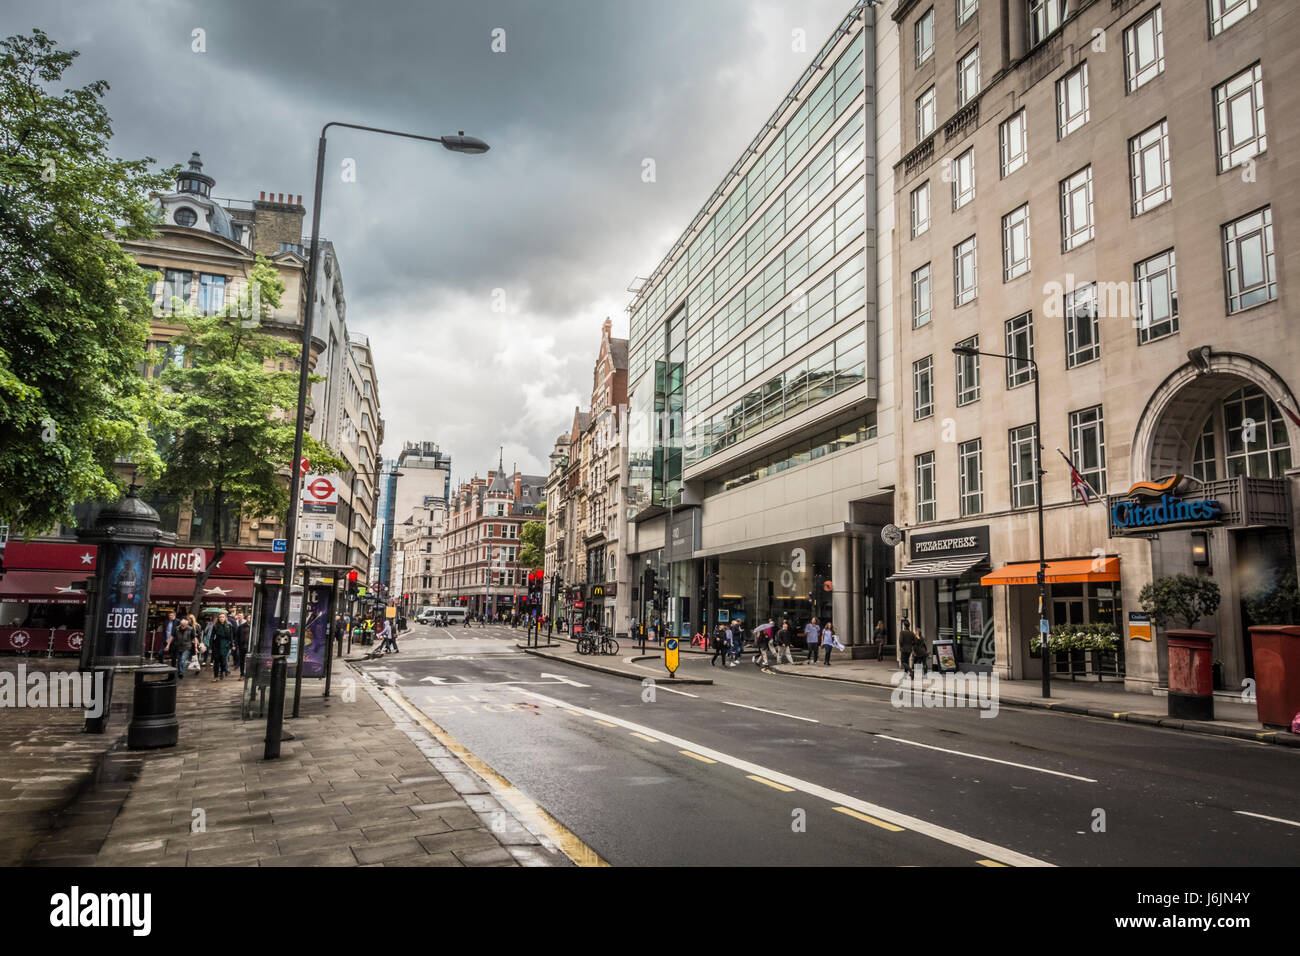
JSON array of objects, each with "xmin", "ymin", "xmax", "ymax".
[
  {"xmin": 128, "ymin": 664, "xmax": 179, "ymax": 749},
  {"xmin": 1166, "ymin": 629, "xmax": 1214, "ymax": 720},
  {"xmin": 1249, "ymin": 625, "xmax": 1300, "ymax": 730}
]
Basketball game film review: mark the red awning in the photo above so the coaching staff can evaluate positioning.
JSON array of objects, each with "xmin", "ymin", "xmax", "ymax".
[
  {"xmin": 148, "ymin": 577, "xmax": 253, "ymax": 602},
  {"xmin": 0, "ymin": 570, "xmax": 88, "ymax": 603}
]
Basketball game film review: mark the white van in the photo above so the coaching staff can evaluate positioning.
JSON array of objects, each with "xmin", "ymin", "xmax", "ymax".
[{"xmin": 418, "ymin": 606, "xmax": 467, "ymax": 625}]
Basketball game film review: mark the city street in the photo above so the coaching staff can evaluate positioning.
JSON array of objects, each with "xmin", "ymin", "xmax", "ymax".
[{"xmin": 358, "ymin": 624, "xmax": 1300, "ymax": 867}]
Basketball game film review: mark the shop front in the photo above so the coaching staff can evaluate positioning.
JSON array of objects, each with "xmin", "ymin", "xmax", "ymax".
[{"xmin": 889, "ymin": 526, "xmax": 993, "ymax": 672}]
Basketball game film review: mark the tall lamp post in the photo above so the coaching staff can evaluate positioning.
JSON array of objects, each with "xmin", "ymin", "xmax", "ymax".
[
  {"xmin": 275, "ymin": 123, "xmax": 488, "ymax": 647},
  {"xmin": 952, "ymin": 344, "xmax": 1050, "ymax": 699}
]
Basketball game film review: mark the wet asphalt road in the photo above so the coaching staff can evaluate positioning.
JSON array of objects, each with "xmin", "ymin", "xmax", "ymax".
[{"xmin": 354, "ymin": 624, "xmax": 1300, "ymax": 867}]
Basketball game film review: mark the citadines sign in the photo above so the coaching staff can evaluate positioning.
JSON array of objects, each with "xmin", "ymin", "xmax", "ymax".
[{"xmin": 1110, "ymin": 494, "xmax": 1223, "ymax": 536}]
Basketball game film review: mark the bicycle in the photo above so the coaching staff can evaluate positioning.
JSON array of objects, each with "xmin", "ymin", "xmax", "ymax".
[{"xmin": 577, "ymin": 631, "xmax": 619, "ymax": 655}]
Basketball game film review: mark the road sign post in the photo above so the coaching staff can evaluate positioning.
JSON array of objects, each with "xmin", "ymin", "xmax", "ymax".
[{"xmin": 665, "ymin": 635, "xmax": 679, "ymax": 678}]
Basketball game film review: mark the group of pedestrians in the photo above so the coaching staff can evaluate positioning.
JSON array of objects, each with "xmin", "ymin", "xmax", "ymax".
[{"xmin": 161, "ymin": 609, "xmax": 250, "ymax": 681}]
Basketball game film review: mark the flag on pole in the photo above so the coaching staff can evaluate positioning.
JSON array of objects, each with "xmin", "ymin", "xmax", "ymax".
[
  {"xmin": 1057, "ymin": 447, "xmax": 1098, "ymax": 505},
  {"xmin": 1280, "ymin": 402, "xmax": 1300, "ymax": 431}
]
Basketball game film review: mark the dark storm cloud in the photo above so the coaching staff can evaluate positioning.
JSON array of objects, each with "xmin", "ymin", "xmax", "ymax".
[{"xmin": 3, "ymin": 0, "xmax": 854, "ymax": 472}]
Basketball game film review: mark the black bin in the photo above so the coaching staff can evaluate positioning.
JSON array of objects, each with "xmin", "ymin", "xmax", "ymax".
[{"xmin": 128, "ymin": 665, "xmax": 179, "ymax": 749}]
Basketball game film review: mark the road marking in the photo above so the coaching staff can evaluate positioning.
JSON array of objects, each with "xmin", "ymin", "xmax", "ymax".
[
  {"xmin": 977, "ymin": 859, "xmax": 1008, "ymax": 867},
  {"xmin": 382, "ymin": 688, "xmax": 607, "ymax": 867},
  {"xmin": 516, "ymin": 688, "xmax": 1052, "ymax": 867},
  {"xmin": 833, "ymin": 806, "xmax": 905, "ymax": 832},
  {"xmin": 1112, "ymin": 712, "xmax": 1129, "ymax": 719},
  {"xmin": 657, "ymin": 686, "xmax": 699, "ymax": 698},
  {"xmin": 872, "ymin": 734, "xmax": 1097, "ymax": 783},
  {"xmin": 723, "ymin": 700, "xmax": 818, "ymax": 723},
  {"xmin": 593, "ymin": 719, "xmax": 618, "ymax": 728},
  {"xmin": 565, "ymin": 709, "xmax": 584, "ymax": 717},
  {"xmin": 747, "ymin": 774, "xmax": 795, "ymax": 792},
  {"xmin": 630, "ymin": 732, "xmax": 660, "ymax": 743},
  {"xmin": 538, "ymin": 672, "xmax": 591, "ymax": 688},
  {"xmin": 1234, "ymin": 810, "xmax": 1300, "ymax": 828},
  {"xmin": 680, "ymin": 750, "xmax": 717, "ymax": 764}
]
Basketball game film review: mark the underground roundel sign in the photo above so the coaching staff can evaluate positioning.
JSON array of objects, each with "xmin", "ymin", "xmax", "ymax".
[{"xmin": 302, "ymin": 475, "xmax": 339, "ymax": 514}]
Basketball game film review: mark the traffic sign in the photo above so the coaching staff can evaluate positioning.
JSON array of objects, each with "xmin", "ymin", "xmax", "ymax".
[
  {"xmin": 272, "ymin": 539, "xmax": 287, "ymax": 554},
  {"xmin": 665, "ymin": 636, "xmax": 679, "ymax": 677},
  {"xmin": 299, "ymin": 457, "xmax": 310, "ymax": 476},
  {"xmin": 302, "ymin": 474, "xmax": 340, "ymax": 514}
]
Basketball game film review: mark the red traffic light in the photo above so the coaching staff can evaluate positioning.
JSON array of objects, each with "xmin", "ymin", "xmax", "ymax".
[{"xmin": 348, "ymin": 569, "xmax": 359, "ymax": 582}]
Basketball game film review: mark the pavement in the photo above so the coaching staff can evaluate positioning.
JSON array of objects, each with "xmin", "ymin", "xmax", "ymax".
[
  {"xmin": 521, "ymin": 638, "xmax": 1299, "ymax": 748},
  {"xmin": 0, "ymin": 652, "xmax": 568, "ymax": 866}
]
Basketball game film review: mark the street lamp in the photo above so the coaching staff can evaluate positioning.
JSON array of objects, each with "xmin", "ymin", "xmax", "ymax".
[
  {"xmin": 276, "ymin": 121, "xmax": 489, "ymax": 679},
  {"xmin": 952, "ymin": 343, "xmax": 1050, "ymax": 699}
]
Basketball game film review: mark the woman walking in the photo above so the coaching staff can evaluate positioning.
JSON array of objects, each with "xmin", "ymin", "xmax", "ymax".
[
  {"xmin": 210, "ymin": 612, "xmax": 233, "ymax": 681},
  {"xmin": 821, "ymin": 620, "xmax": 838, "ymax": 666},
  {"xmin": 873, "ymin": 619, "xmax": 888, "ymax": 661}
]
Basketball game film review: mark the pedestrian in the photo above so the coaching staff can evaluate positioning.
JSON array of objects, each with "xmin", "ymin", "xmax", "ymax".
[
  {"xmin": 756, "ymin": 619, "xmax": 775, "ymax": 666},
  {"xmin": 804, "ymin": 617, "xmax": 821, "ymax": 663},
  {"xmin": 775, "ymin": 619, "xmax": 795, "ymax": 665},
  {"xmin": 160, "ymin": 611, "xmax": 176, "ymax": 664},
  {"xmin": 233, "ymin": 611, "xmax": 250, "ymax": 676},
  {"xmin": 822, "ymin": 620, "xmax": 843, "ymax": 665},
  {"xmin": 201, "ymin": 615, "xmax": 215, "ymax": 663},
  {"xmin": 898, "ymin": 618, "xmax": 918, "ymax": 677},
  {"xmin": 332, "ymin": 614, "xmax": 345, "ymax": 658},
  {"xmin": 910, "ymin": 626, "xmax": 930, "ymax": 678},
  {"xmin": 169, "ymin": 613, "xmax": 190, "ymax": 679},
  {"xmin": 725, "ymin": 620, "xmax": 740, "ymax": 667},
  {"xmin": 210, "ymin": 612, "xmax": 233, "ymax": 681},
  {"xmin": 380, "ymin": 617, "xmax": 398, "ymax": 654},
  {"xmin": 710, "ymin": 623, "xmax": 727, "ymax": 667},
  {"xmin": 873, "ymin": 619, "xmax": 888, "ymax": 661}
]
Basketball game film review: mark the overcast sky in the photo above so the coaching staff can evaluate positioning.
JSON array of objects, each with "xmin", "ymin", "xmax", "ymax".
[{"xmin": 7, "ymin": 0, "xmax": 854, "ymax": 480}]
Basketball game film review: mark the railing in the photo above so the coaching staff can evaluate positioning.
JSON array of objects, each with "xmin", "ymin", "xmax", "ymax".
[
  {"xmin": 902, "ymin": 135, "xmax": 935, "ymax": 177},
  {"xmin": 944, "ymin": 97, "xmax": 980, "ymax": 144}
]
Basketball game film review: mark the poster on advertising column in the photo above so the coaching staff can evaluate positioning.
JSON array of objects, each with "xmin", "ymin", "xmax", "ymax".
[
  {"xmin": 287, "ymin": 583, "xmax": 331, "ymax": 678},
  {"xmin": 97, "ymin": 542, "xmax": 152, "ymax": 660}
]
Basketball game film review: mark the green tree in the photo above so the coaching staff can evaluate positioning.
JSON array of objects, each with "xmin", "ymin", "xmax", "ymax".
[
  {"xmin": 1138, "ymin": 574, "xmax": 1221, "ymax": 630},
  {"xmin": 0, "ymin": 29, "xmax": 174, "ymax": 536},
  {"xmin": 518, "ymin": 502, "xmax": 546, "ymax": 569},
  {"xmin": 1242, "ymin": 568, "xmax": 1300, "ymax": 625},
  {"xmin": 148, "ymin": 256, "xmax": 346, "ymax": 607}
]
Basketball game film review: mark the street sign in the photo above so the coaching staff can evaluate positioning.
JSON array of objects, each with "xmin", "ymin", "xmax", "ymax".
[
  {"xmin": 299, "ymin": 516, "xmax": 332, "ymax": 541},
  {"xmin": 299, "ymin": 457, "xmax": 310, "ymax": 476},
  {"xmin": 665, "ymin": 636, "xmax": 679, "ymax": 677},
  {"xmin": 272, "ymin": 539, "xmax": 287, "ymax": 554},
  {"xmin": 302, "ymin": 475, "xmax": 340, "ymax": 514}
]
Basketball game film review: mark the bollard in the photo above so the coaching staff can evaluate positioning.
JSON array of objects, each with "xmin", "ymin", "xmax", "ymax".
[{"xmin": 264, "ymin": 629, "xmax": 291, "ymax": 759}]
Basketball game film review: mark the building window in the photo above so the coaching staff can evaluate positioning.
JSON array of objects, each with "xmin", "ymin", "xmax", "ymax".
[
  {"xmin": 161, "ymin": 269, "xmax": 192, "ymax": 310},
  {"xmin": 999, "ymin": 109, "xmax": 1028, "ymax": 178},
  {"xmin": 913, "ymin": 355, "xmax": 935, "ymax": 420},
  {"xmin": 1005, "ymin": 312, "xmax": 1034, "ymax": 388},
  {"xmin": 957, "ymin": 0, "xmax": 978, "ymax": 27},
  {"xmin": 956, "ymin": 334, "xmax": 980, "ymax": 406},
  {"xmin": 915, "ymin": 452, "xmax": 937, "ymax": 523},
  {"xmin": 1002, "ymin": 204, "xmax": 1031, "ymax": 281},
  {"xmin": 957, "ymin": 46, "xmax": 981, "ymax": 107},
  {"xmin": 1029, "ymin": 0, "xmax": 1068, "ymax": 47},
  {"xmin": 1069, "ymin": 406, "xmax": 1107, "ymax": 496},
  {"xmin": 910, "ymin": 181, "xmax": 931, "ymax": 238},
  {"xmin": 198, "ymin": 273, "xmax": 225, "ymax": 315},
  {"xmin": 1009, "ymin": 424, "xmax": 1039, "ymax": 509},
  {"xmin": 1064, "ymin": 282, "xmax": 1100, "ymax": 368},
  {"xmin": 916, "ymin": 7, "xmax": 935, "ymax": 66},
  {"xmin": 1192, "ymin": 416, "xmax": 1218, "ymax": 483},
  {"xmin": 1223, "ymin": 207, "xmax": 1276, "ymax": 313},
  {"xmin": 1059, "ymin": 166, "xmax": 1094, "ymax": 250},
  {"xmin": 916, "ymin": 86, "xmax": 937, "ymax": 141},
  {"xmin": 951, "ymin": 147, "xmax": 975, "ymax": 210},
  {"xmin": 173, "ymin": 207, "xmax": 197, "ymax": 227},
  {"xmin": 1214, "ymin": 63, "xmax": 1266, "ymax": 174},
  {"xmin": 912, "ymin": 263, "xmax": 933, "ymax": 328},
  {"xmin": 1222, "ymin": 385, "xmax": 1292, "ymax": 478},
  {"xmin": 1129, "ymin": 120, "xmax": 1172, "ymax": 216},
  {"xmin": 959, "ymin": 439, "xmax": 983, "ymax": 516},
  {"xmin": 1209, "ymin": 0, "xmax": 1257, "ymax": 37},
  {"xmin": 953, "ymin": 235, "xmax": 978, "ymax": 306},
  {"xmin": 1056, "ymin": 63, "xmax": 1090, "ymax": 139},
  {"xmin": 1124, "ymin": 6, "xmax": 1164, "ymax": 92},
  {"xmin": 1135, "ymin": 249, "xmax": 1178, "ymax": 343}
]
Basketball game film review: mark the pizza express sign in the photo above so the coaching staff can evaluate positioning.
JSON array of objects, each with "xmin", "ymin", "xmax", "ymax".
[{"xmin": 909, "ymin": 526, "xmax": 989, "ymax": 561}]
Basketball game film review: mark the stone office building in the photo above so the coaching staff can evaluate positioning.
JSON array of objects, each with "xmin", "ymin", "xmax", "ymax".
[
  {"xmin": 888, "ymin": 0, "xmax": 1299, "ymax": 691},
  {"xmin": 624, "ymin": 3, "xmax": 901, "ymax": 649}
]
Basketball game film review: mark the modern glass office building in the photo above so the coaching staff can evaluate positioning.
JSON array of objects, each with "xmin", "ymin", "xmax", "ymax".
[{"xmin": 625, "ymin": 1, "xmax": 901, "ymax": 648}]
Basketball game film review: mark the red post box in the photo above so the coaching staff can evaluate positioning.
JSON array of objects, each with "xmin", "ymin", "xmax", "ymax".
[
  {"xmin": 1248, "ymin": 625, "xmax": 1300, "ymax": 731},
  {"xmin": 1166, "ymin": 629, "xmax": 1214, "ymax": 720}
]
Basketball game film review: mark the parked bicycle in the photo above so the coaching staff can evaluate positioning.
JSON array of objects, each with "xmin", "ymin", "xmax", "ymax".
[{"xmin": 577, "ymin": 630, "xmax": 620, "ymax": 656}]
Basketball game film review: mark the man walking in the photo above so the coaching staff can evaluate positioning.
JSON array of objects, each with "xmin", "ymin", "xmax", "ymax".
[
  {"xmin": 775, "ymin": 619, "xmax": 795, "ymax": 665},
  {"xmin": 898, "ymin": 617, "xmax": 918, "ymax": 678},
  {"xmin": 234, "ymin": 611, "xmax": 250, "ymax": 677},
  {"xmin": 804, "ymin": 617, "xmax": 821, "ymax": 663},
  {"xmin": 380, "ymin": 617, "xmax": 398, "ymax": 654}
]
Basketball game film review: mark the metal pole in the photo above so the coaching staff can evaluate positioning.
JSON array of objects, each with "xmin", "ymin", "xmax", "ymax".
[
  {"xmin": 275, "ymin": 131, "xmax": 328, "ymax": 641},
  {"xmin": 1033, "ymin": 362, "xmax": 1049, "ymax": 700}
]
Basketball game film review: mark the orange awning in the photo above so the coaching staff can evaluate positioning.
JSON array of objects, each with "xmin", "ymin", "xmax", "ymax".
[{"xmin": 980, "ymin": 557, "xmax": 1120, "ymax": 587}]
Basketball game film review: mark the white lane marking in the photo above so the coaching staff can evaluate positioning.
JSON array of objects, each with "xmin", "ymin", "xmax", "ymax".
[
  {"xmin": 872, "ymin": 734, "xmax": 1097, "ymax": 783},
  {"xmin": 517, "ymin": 688, "xmax": 1052, "ymax": 867},
  {"xmin": 538, "ymin": 672, "xmax": 591, "ymax": 688},
  {"xmin": 723, "ymin": 700, "xmax": 819, "ymax": 723},
  {"xmin": 657, "ymin": 686, "xmax": 699, "ymax": 698},
  {"xmin": 1234, "ymin": 810, "xmax": 1300, "ymax": 828}
]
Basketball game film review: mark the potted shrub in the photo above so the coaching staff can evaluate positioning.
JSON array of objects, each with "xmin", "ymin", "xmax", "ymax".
[
  {"xmin": 1139, "ymin": 574, "xmax": 1221, "ymax": 719},
  {"xmin": 1242, "ymin": 569, "xmax": 1300, "ymax": 625}
]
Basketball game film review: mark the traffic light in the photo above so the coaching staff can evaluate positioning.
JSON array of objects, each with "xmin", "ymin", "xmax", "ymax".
[{"xmin": 347, "ymin": 569, "xmax": 359, "ymax": 599}]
